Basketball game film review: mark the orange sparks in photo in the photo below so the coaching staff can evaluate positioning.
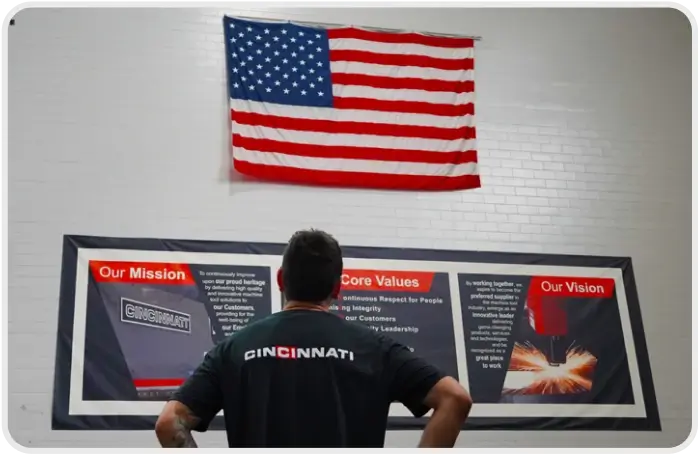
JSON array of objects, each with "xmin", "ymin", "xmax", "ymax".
[{"xmin": 503, "ymin": 342, "xmax": 597, "ymax": 395}]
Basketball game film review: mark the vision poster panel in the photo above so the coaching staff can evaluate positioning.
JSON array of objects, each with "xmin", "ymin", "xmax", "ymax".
[{"xmin": 52, "ymin": 235, "xmax": 659, "ymax": 431}]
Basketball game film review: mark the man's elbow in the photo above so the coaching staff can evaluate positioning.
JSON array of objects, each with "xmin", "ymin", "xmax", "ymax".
[
  {"xmin": 435, "ymin": 381, "xmax": 472, "ymax": 420},
  {"xmin": 155, "ymin": 413, "xmax": 174, "ymax": 442},
  {"xmin": 449, "ymin": 389, "xmax": 472, "ymax": 420}
]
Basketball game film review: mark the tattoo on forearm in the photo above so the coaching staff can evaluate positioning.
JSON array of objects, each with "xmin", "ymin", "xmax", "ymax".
[
  {"xmin": 170, "ymin": 414, "xmax": 198, "ymax": 448},
  {"xmin": 158, "ymin": 404, "xmax": 201, "ymax": 448}
]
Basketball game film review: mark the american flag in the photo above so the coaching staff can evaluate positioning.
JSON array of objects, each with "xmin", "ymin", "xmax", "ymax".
[{"xmin": 223, "ymin": 16, "xmax": 479, "ymax": 191}]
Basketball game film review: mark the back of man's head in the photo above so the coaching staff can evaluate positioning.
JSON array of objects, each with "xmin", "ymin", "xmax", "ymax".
[{"xmin": 281, "ymin": 229, "xmax": 343, "ymax": 305}]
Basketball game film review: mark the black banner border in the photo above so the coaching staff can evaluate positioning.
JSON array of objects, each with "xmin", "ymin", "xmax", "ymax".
[{"xmin": 51, "ymin": 235, "xmax": 660, "ymax": 431}]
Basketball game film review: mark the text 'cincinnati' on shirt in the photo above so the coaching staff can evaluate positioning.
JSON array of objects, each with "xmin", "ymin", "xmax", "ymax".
[{"xmin": 244, "ymin": 346, "xmax": 355, "ymax": 361}]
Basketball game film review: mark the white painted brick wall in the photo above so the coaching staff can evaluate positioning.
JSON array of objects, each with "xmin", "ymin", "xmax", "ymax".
[{"xmin": 7, "ymin": 6, "xmax": 691, "ymax": 448}]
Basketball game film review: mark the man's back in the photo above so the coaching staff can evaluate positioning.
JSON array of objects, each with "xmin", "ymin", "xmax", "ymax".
[
  {"xmin": 223, "ymin": 310, "xmax": 392, "ymax": 447},
  {"xmin": 172, "ymin": 309, "xmax": 445, "ymax": 447},
  {"xmin": 157, "ymin": 229, "xmax": 471, "ymax": 448}
]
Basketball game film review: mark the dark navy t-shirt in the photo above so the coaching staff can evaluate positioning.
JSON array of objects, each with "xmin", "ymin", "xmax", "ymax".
[{"xmin": 171, "ymin": 309, "xmax": 444, "ymax": 447}]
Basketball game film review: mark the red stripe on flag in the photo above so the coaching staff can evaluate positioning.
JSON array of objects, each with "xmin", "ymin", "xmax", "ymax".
[
  {"xmin": 233, "ymin": 134, "xmax": 477, "ymax": 164},
  {"xmin": 330, "ymin": 50, "xmax": 474, "ymax": 71},
  {"xmin": 332, "ymin": 73, "xmax": 474, "ymax": 93},
  {"xmin": 234, "ymin": 160, "xmax": 482, "ymax": 191},
  {"xmin": 231, "ymin": 111, "xmax": 476, "ymax": 141},
  {"xmin": 327, "ymin": 27, "xmax": 474, "ymax": 49},
  {"xmin": 133, "ymin": 378, "xmax": 185, "ymax": 388},
  {"xmin": 334, "ymin": 97, "xmax": 475, "ymax": 117}
]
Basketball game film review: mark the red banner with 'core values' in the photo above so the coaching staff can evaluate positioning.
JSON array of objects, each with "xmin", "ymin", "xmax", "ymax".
[{"xmin": 340, "ymin": 270, "xmax": 435, "ymax": 292}]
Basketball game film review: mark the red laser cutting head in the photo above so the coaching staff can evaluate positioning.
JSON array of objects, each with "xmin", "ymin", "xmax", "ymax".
[{"xmin": 526, "ymin": 296, "xmax": 568, "ymax": 366}]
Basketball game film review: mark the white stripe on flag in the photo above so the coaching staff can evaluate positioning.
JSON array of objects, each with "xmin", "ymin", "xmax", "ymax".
[
  {"xmin": 329, "ymin": 38, "xmax": 474, "ymax": 60},
  {"xmin": 330, "ymin": 61, "xmax": 473, "ymax": 82},
  {"xmin": 332, "ymin": 84, "xmax": 475, "ymax": 104},
  {"xmin": 233, "ymin": 148, "xmax": 479, "ymax": 177},
  {"xmin": 230, "ymin": 99, "xmax": 474, "ymax": 129},
  {"xmin": 232, "ymin": 123, "xmax": 477, "ymax": 152}
]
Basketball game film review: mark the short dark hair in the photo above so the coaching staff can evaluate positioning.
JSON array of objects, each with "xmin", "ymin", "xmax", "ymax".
[{"xmin": 281, "ymin": 229, "xmax": 343, "ymax": 304}]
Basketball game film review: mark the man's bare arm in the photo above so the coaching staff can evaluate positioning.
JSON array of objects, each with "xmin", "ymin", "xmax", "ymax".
[
  {"xmin": 418, "ymin": 377, "xmax": 472, "ymax": 448},
  {"xmin": 155, "ymin": 401, "xmax": 201, "ymax": 448}
]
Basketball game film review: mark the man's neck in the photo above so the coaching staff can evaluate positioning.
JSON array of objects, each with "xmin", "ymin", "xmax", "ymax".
[{"xmin": 283, "ymin": 300, "xmax": 330, "ymax": 312}]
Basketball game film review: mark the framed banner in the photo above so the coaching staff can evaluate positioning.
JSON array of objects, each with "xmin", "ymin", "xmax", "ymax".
[{"xmin": 52, "ymin": 235, "xmax": 660, "ymax": 431}]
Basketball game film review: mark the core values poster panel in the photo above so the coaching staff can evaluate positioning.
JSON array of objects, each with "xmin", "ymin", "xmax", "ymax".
[
  {"xmin": 333, "ymin": 270, "xmax": 459, "ymax": 381},
  {"xmin": 53, "ymin": 235, "xmax": 659, "ymax": 431}
]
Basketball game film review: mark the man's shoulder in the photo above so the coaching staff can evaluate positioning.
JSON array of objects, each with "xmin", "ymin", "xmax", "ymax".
[
  {"xmin": 336, "ymin": 316, "xmax": 378, "ymax": 335},
  {"xmin": 220, "ymin": 311, "xmax": 391, "ymax": 349},
  {"xmin": 226, "ymin": 312, "xmax": 281, "ymax": 339},
  {"xmin": 333, "ymin": 316, "xmax": 397, "ymax": 350},
  {"xmin": 211, "ymin": 313, "xmax": 279, "ymax": 348}
]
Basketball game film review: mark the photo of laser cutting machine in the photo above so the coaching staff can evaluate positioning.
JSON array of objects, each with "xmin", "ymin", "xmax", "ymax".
[
  {"xmin": 98, "ymin": 284, "xmax": 215, "ymax": 400},
  {"xmin": 526, "ymin": 295, "xmax": 569, "ymax": 366},
  {"xmin": 502, "ymin": 296, "xmax": 597, "ymax": 397}
]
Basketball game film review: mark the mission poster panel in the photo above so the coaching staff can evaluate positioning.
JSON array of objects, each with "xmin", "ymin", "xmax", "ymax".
[{"xmin": 52, "ymin": 235, "xmax": 660, "ymax": 432}]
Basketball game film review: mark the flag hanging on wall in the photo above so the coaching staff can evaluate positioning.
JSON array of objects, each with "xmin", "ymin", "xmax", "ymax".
[{"xmin": 223, "ymin": 16, "xmax": 479, "ymax": 191}]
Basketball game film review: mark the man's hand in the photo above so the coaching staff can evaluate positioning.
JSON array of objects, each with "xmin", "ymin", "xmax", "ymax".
[{"xmin": 155, "ymin": 401, "xmax": 201, "ymax": 448}]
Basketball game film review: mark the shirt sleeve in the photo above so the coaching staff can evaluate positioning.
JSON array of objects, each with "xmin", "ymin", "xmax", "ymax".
[
  {"xmin": 169, "ymin": 343, "xmax": 224, "ymax": 432},
  {"xmin": 382, "ymin": 338, "xmax": 446, "ymax": 418}
]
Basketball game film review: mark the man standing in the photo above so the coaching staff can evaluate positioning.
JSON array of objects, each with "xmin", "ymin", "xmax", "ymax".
[{"xmin": 155, "ymin": 229, "xmax": 472, "ymax": 448}]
